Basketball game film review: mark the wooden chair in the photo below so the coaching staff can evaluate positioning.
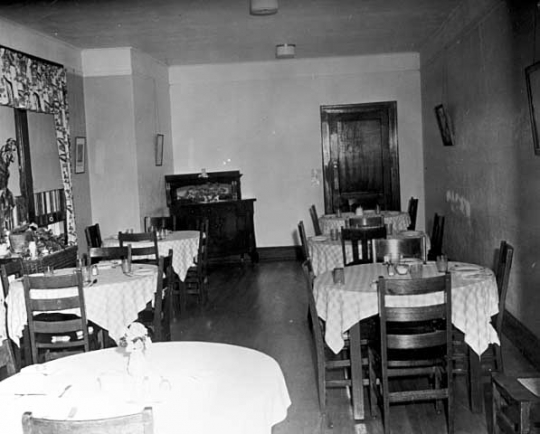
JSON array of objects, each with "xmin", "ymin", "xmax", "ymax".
[
  {"xmin": 302, "ymin": 264, "xmax": 375, "ymax": 428},
  {"xmin": 87, "ymin": 246, "xmax": 130, "ymax": 265},
  {"xmin": 23, "ymin": 270, "xmax": 91, "ymax": 364},
  {"xmin": 298, "ymin": 220, "xmax": 310, "ymax": 262},
  {"xmin": 373, "ymin": 237, "xmax": 426, "ymax": 263},
  {"xmin": 491, "ymin": 372, "xmax": 540, "ymax": 434},
  {"xmin": 184, "ymin": 218, "xmax": 210, "ymax": 306},
  {"xmin": 0, "ymin": 338, "xmax": 16, "ymax": 380},
  {"xmin": 341, "ymin": 226, "xmax": 387, "ymax": 266},
  {"xmin": 22, "ymin": 406, "xmax": 154, "ymax": 434},
  {"xmin": 118, "ymin": 231, "xmax": 159, "ymax": 265},
  {"xmin": 309, "ymin": 204, "xmax": 322, "ymax": 236},
  {"xmin": 407, "ymin": 197, "xmax": 419, "ymax": 230},
  {"xmin": 368, "ymin": 273, "xmax": 453, "ymax": 434},
  {"xmin": 138, "ymin": 250, "xmax": 173, "ymax": 342},
  {"xmin": 1, "ymin": 260, "xmax": 25, "ymax": 368},
  {"xmin": 349, "ymin": 214, "xmax": 384, "ymax": 228},
  {"xmin": 144, "ymin": 216, "xmax": 177, "ymax": 232},
  {"xmin": 453, "ymin": 241, "xmax": 514, "ymax": 385},
  {"xmin": 427, "ymin": 213, "xmax": 445, "ymax": 261},
  {"xmin": 1, "ymin": 260, "xmax": 23, "ymax": 298},
  {"xmin": 84, "ymin": 223, "xmax": 102, "ymax": 248}
]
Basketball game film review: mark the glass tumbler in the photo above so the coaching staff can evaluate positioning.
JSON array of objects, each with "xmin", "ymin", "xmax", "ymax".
[{"xmin": 436, "ymin": 254, "xmax": 448, "ymax": 273}]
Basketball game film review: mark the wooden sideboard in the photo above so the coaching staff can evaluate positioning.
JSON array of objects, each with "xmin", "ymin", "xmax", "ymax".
[{"xmin": 165, "ymin": 172, "xmax": 258, "ymax": 262}]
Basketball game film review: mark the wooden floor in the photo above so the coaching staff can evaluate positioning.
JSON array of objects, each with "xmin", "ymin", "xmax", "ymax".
[{"xmin": 171, "ymin": 260, "xmax": 538, "ymax": 434}]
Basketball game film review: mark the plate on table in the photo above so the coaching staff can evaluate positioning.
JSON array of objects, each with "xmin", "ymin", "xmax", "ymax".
[
  {"xmin": 97, "ymin": 260, "xmax": 120, "ymax": 270},
  {"xmin": 132, "ymin": 268, "xmax": 155, "ymax": 276},
  {"xmin": 311, "ymin": 236, "xmax": 328, "ymax": 242},
  {"xmin": 384, "ymin": 211, "xmax": 401, "ymax": 216},
  {"xmin": 450, "ymin": 263, "xmax": 483, "ymax": 273},
  {"xmin": 400, "ymin": 231, "xmax": 422, "ymax": 237}
]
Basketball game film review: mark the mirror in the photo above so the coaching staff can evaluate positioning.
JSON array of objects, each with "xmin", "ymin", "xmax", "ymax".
[{"xmin": 0, "ymin": 105, "xmax": 66, "ymax": 238}]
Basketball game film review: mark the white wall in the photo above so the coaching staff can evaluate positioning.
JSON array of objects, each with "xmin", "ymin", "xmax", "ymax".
[
  {"xmin": 82, "ymin": 48, "xmax": 173, "ymax": 238},
  {"xmin": 169, "ymin": 53, "xmax": 424, "ymax": 247}
]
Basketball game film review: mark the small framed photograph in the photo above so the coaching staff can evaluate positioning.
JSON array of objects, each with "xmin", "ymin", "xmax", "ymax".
[
  {"xmin": 74, "ymin": 136, "xmax": 86, "ymax": 173},
  {"xmin": 155, "ymin": 134, "xmax": 164, "ymax": 166},
  {"xmin": 434, "ymin": 104, "xmax": 454, "ymax": 147},
  {"xmin": 525, "ymin": 61, "xmax": 540, "ymax": 155}
]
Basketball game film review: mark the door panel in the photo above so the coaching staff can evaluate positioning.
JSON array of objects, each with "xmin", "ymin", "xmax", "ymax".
[{"xmin": 321, "ymin": 102, "xmax": 399, "ymax": 214}]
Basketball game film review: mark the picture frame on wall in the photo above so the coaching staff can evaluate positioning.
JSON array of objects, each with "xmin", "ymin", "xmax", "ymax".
[
  {"xmin": 434, "ymin": 104, "xmax": 454, "ymax": 147},
  {"xmin": 74, "ymin": 136, "xmax": 86, "ymax": 174},
  {"xmin": 155, "ymin": 134, "xmax": 164, "ymax": 166},
  {"xmin": 525, "ymin": 61, "xmax": 540, "ymax": 156}
]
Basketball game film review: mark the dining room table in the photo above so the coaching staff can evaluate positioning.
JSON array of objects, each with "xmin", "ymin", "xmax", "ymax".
[
  {"xmin": 6, "ymin": 263, "xmax": 158, "ymax": 347},
  {"xmin": 308, "ymin": 229, "xmax": 430, "ymax": 276},
  {"xmin": 313, "ymin": 260, "xmax": 500, "ymax": 419},
  {"xmin": 0, "ymin": 341, "xmax": 291, "ymax": 434},
  {"xmin": 103, "ymin": 230, "xmax": 200, "ymax": 281},
  {"xmin": 318, "ymin": 210, "xmax": 411, "ymax": 236}
]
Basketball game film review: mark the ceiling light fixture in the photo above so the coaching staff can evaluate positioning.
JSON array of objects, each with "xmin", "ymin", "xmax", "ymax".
[
  {"xmin": 250, "ymin": 0, "xmax": 278, "ymax": 16},
  {"xmin": 275, "ymin": 44, "xmax": 295, "ymax": 59}
]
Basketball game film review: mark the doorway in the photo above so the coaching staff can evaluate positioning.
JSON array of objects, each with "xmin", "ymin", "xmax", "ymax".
[{"xmin": 320, "ymin": 102, "xmax": 400, "ymax": 214}]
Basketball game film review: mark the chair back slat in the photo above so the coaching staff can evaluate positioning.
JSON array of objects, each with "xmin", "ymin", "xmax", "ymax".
[
  {"xmin": 298, "ymin": 221, "xmax": 309, "ymax": 261},
  {"xmin": 494, "ymin": 241, "xmax": 514, "ymax": 336},
  {"xmin": 22, "ymin": 407, "xmax": 154, "ymax": 434},
  {"xmin": 84, "ymin": 223, "xmax": 102, "ymax": 248},
  {"xmin": 88, "ymin": 246, "xmax": 130, "ymax": 264},
  {"xmin": 407, "ymin": 197, "xmax": 419, "ymax": 230},
  {"xmin": 309, "ymin": 205, "xmax": 322, "ymax": 236},
  {"xmin": 428, "ymin": 213, "xmax": 445, "ymax": 260}
]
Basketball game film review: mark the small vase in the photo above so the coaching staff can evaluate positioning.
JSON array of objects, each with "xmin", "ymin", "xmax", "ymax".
[{"xmin": 127, "ymin": 349, "xmax": 148, "ymax": 380}]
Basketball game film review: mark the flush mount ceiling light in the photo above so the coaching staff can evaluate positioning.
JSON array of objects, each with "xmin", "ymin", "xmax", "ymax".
[
  {"xmin": 250, "ymin": 0, "xmax": 278, "ymax": 15},
  {"xmin": 275, "ymin": 44, "xmax": 295, "ymax": 59}
]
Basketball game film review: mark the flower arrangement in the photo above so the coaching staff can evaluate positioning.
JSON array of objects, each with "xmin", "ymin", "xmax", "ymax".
[
  {"xmin": 119, "ymin": 322, "xmax": 152, "ymax": 353},
  {"xmin": 9, "ymin": 222, "xmax": 67, "ymax": 256}
]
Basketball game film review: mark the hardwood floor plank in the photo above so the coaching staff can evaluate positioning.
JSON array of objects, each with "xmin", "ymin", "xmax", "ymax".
[{"xmin": 170, "ymin": 260, "xmax": 537, "ymax": 434}]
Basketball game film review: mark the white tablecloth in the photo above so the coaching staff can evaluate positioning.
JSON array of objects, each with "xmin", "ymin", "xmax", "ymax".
[
  {"xmin": 6, "ymin": 265, "xmax": 158, "ymax": 345},
  {"xmin": 0, "ymin": 342, "xmax": 291, "ymax": 434},
  {"xmin": 319, "ymin": 211, "xmax": 411, "ymax": 235},
  {"xmin": 104, "ymin": 231, "xmax": 199, "ymax": 281},
  {"xmin": 308, "ymin": 230, "xmax": 430, "ymax": 276},
  {"xmin": 313, "ymin": 262, "xmax": 500, "ymax": 356}
]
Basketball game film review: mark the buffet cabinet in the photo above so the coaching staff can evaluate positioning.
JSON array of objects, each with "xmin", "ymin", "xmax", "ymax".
[{"xmin": 165, "ymin": 171, "xmax": 258, "ymax": 262}]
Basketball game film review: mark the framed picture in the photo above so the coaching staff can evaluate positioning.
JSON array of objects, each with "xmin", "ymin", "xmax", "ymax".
[
  {"xmin": 155, "ymin": 134, "xmax": 164, "ymax": 166},
  {"xmin": 434, "ymin": 104, "xmax": 454, "ymax": 147},
  {"xmin": 74, "ymin": 136, "xmax": 86, "ymax": 173},
  {"xmin": 526, "ymin": 61, "xmax": 540, "ymax": 155}
]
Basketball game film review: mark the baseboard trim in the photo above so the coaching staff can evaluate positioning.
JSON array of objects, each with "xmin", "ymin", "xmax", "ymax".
[
  {"xmin": 257, "ymin": 246, "xmax": 302, "ymax": 262},
  {"xmin": 208, "ymin": 246, "xmax": 301, "ymax": 265},
  {"xmin": 504, "ymin": 311, "xmax": 540, "ymax": 371}
]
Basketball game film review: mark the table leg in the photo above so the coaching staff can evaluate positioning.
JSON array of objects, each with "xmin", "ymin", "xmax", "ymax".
[
  {"xmin": 349, "ymin": 322, "xmax": 365, "ymax": 420},
  {"xmin": 469, "ymin": 347, "xmax": 482, "ymax": 413}
]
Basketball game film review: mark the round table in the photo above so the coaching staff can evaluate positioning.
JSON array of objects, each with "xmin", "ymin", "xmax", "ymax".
[
  {"xmin": 104, "ymin": 230, "xmax": 199, "ymax": 281},
  {"xmin": 318, "ymin": 211, "xmax": 411, "ymax": 235},
  {"xmin": 0, "ymin": 342, "xmax": 291, "ymax": 434},
  {"xmin": 6, "ymin": 264, "xmax": 158, "ymax": 345}
]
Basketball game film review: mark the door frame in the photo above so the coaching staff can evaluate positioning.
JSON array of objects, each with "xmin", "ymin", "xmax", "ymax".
[{"xmin": 320, "ymin": 101, "xmax": 400, "ymax": 213}]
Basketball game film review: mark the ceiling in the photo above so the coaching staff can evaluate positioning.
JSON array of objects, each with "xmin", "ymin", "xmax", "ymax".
[{"xmin": 0, "ymin": 0, "xmax": 461, "ymax": 66}]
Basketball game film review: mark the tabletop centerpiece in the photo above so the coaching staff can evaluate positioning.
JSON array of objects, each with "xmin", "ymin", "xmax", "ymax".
[{"xmin": 119, "ymin": 322, "xmax": 152, "ymax": 381}]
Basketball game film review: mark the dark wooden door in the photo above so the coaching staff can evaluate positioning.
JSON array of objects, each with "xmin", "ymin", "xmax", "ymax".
[{"xmin": 320, "ymin": 102, "xmax": 400, "ymax": 214}]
